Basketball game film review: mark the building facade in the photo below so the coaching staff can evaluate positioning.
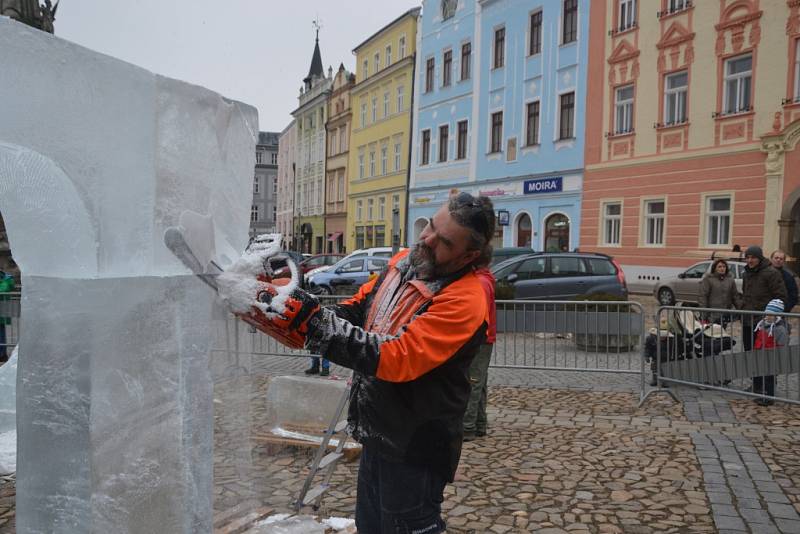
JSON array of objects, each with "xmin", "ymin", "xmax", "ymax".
[
  {"xmin": 346, "ymin": 8, "xmax": 420, "ymax": 252},
  {"xmin": 408, "ymin": 0, "xmax": 590, "ymax": 252},
  {"xmin": 277, "ymin": 120, "xmax": 296, "ymax": 250},
  {"xmin": 292, "ymin": 34, "xmax": 333, "ymax": 254},
  {"xmin": 581, "ymin": 0, "xmax": 800, "ymax": 289},
  {"xmin": 251, "ymin": 131, "xmax": 279, "ymax": 237},
  {"xmin": 324, "ymin": 64, "xmax": 355, "ymax": 253}
]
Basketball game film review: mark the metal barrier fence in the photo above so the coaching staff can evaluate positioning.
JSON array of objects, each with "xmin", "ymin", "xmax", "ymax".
[
  {"xmin": 492, "ymin": 300, "xmax": 645, "ymax": 375},
  {"xmin": 212, "ymin": 298, "xmax": 648, "ymax": 389},
  {"xmin": 643, "ymin": 305, "xmax": 800, "ymax": 405},
  {"xmin": 0, "ymin": 292, "xmax": 20, "ymax": 358}
]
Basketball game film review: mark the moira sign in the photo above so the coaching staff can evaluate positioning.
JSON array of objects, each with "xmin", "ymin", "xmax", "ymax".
[{"xmin": 523, "ymin": 176, "xmax": 563, "ymax": 195}]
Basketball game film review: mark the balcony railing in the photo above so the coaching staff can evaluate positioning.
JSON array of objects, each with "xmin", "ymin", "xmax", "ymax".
[{"xmin": 657, "ymin": 1, "xmax": 692, "ymax": 18}]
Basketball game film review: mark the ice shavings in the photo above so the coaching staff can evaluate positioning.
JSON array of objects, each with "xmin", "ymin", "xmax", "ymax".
[
  {"xmin": 323, "ymin": 517, "xmax": 356, "ymax": 530},
  {"xmin": 253, "ymin": 514, "xmax": 355, "ymax": 533},
  {"xmin": 217, "ymin": 233, "xmax": 300, "ymax": 316},
  {"xmin": 269, "ymin": 426, "xmax": 361, "ymax": 449}
]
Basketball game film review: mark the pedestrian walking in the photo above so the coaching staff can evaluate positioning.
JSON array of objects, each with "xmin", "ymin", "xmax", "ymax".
[
  {"xmin": 741, "ymin": 246, "xmax": 787, "ymax": 353},
  {"xmin": 769, "ymin": 249, "xmax": 798, "ymax": 312},
  {"xmin": 225, "ymin": 192, "xmax": 495, "ymax": 534},
  {"xmin": 752, "ymin": 299, "xmax": 788, "ymax": 406},
  {"xmin": 463, "ymin": 266, "xmax": 496, "ymax": 442},
  {"xmin": 698, "ymin": 259, "xmax": 741, "ymax": 325}
]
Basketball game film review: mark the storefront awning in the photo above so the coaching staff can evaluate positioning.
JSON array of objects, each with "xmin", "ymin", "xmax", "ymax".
[{"xmin": 327, "ymin": 231, "xmax": 343, "ymax": 242}]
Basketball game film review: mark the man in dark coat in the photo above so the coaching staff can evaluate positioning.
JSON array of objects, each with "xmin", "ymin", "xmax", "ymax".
[
  {"xmin": 770, "ymin": 249, "xmax": 798, "ymax": 312},
  {"xmin": 741, "ymin": 246, "xmax": 787, "ymax": 352}
]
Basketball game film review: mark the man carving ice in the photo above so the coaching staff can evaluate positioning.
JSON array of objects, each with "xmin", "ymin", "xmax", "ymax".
[{"xmin": 220, "ymin": 192, "xmax": 495, "ymax": 533}]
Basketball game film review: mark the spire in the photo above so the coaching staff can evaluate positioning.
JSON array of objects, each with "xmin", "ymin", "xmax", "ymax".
[{"xmin": 304, "ymin": 19, "xmax": 324, "ymax": 86}]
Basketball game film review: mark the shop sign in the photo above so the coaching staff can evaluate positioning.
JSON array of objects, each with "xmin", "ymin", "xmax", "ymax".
[{"xmin": 523, "ymin": 176, "xmax": 562, "ymax": 195}]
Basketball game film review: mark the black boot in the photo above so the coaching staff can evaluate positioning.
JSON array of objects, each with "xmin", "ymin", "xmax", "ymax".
[{"xmin": 304, "ymin": 365, "xmax": 320, "ymax": 375}]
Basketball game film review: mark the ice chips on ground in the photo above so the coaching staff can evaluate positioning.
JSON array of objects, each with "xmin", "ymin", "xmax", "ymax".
[
  {"xmin": 252, "ymin": 514, "xmax": 355, "ymax": 533},
  {"xmin": 217, "ymin": 233, "xmax": 299, "ymax": 316}
]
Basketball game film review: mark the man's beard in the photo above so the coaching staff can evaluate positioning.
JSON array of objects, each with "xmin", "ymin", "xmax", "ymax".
[{"xmin": 409, "ymin": 243, "xmax": 437, "ymax": 280}]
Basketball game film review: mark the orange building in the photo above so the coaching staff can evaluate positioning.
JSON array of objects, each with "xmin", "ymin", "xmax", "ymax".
[{"xmin": 581, "ymin": 0, "xmax": 800, "ymax": 291}]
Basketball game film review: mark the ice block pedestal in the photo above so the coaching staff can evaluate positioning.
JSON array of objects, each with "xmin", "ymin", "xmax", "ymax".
[{"xmin": 0, "ymin": 17, "xmax": 257, "ymax": 533}]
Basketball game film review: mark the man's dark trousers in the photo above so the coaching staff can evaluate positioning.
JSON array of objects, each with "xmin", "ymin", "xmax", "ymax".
[{"xmin": 356, "ymin": 443, "xmax": 447, "ymax": 534}]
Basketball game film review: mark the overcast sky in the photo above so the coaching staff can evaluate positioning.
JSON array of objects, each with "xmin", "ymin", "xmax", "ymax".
[{"xmin": 57, "ymin": 0, "xmax": 421, "ymax": 133}]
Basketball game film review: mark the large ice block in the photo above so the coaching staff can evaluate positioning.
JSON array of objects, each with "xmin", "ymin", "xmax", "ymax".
[{"xmin": 0, "ymin": 16, "xmax": 257, "ymax": 532}]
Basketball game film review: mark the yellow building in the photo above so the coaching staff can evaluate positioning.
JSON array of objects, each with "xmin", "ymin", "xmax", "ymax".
[{"xmin": 346, "ymin": 8, "xmax": 420, "ymax": 252}]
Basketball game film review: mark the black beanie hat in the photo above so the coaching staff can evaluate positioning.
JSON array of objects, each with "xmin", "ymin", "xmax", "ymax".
[{"xmin": 744, "ymin": 245, "xmax": 763, "ymax": 259}]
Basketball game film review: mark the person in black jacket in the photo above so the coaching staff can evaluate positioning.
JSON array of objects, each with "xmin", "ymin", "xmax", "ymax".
[
  {"xmin": 742, "ymin": 246, "xmax": 787, "ymax": 352},
  {"xmin": 770, "ymin": 249, "xmax": 798, "ymax": 312}
]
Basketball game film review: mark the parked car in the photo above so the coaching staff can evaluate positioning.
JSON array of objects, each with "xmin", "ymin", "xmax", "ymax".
[
  {"xmin": 273, "ymin": 253, "xmax": 344, "ymax": 278},
  {"xmin": 306, "ymin": 256, "xmax": 391, "ymax": 295},
  {"xmin": 265, "ymin": 250, "xmax": 305, "ymax": 274},
  {"xmin": 304, "ymin": 247, "xmax": 401, "ymax": 279},
  {"xmin": 491, "ymin": 252, "xmax": 628, "ymax": 300},
  {"xmin": 491, "ymin": 247, "xmax": 535, "ymax": 267},
  {"xmin": 653, "ymin": 259, "xmax": 746, "ymax": 306}
]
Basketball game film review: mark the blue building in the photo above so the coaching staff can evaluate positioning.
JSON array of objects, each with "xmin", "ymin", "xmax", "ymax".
[{"xmin": 408, "ymin": 0, "xmax": 589, "ymax": 252}]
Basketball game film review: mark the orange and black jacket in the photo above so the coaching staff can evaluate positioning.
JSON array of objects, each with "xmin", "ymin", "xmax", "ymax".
[{"xmin": 305, "ymin": 249, "xmax": 488, "ymax": 481}]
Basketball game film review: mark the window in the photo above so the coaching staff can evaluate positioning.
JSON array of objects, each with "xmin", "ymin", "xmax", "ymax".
[
  {"xmin": 374, "ymin": 227, "xmax": 386, "ymax": 248},
  {"xmin": 383, "ymin": 92, "xmax": 390, "ymax": 117},
  {"xmin": 253, "ymin": 176, "xmax": 260, "ymax": 194},
  {"xmin": 614, "ymin": 85, "xmax": 634, "ymax": 134},
  {"xmin": 441, "ymin": 0, "xmax": 457, "ymax": 20},
  {"xmin": 662, "ymin": 71, "xmax": 688, "ymax": 125},
  {"xmin": 618, "ymin": 0, "xmax": 636, "ymax": 32},
  {"xmin": 460, "ymin": 42, "xmax": 471, "ymax": 81},
  {"xmin": 251, "ymin": 205, "xmax": 259, "ymax": 223},
  {"xmin": 273, "ymin": 178, "xmax": 277, "ymax": 195},
  {"xmin": 256, "ymin": 151, "xmax": 263, "ymax": 164},
  {"xmin": 525, "ymin": 101, "xmax": 540, "ymax": 146},
  {"xmin": 340, "ymin": 125, "xmax": 347, "ymax": 152},
  {"xmin": 493, "ymin": 27, "xmax": 505, "ymax": 69},
  {"xmin": 723, "ymin": 54, "xmax": 752, "ymax": 115},
  {"xmin": 369, "ymin": 149, "xmax": 375, "ymax": 176},
  {"xmin": 381, "ymin": 145, "xmax": 387, "ymax": 174},
  {"xmin": 456, "ymin": 120, "xmax": 468, "ymax": 159},
  {"xmin": 516, "ymin": 257, "xmax": 547, "ymax": 280},
  {"xmin": 358, "ymin": 152, "xmax": 365, "ymax": 179},
  {"xmin": 386, "ymin": 45, "xmax": 392, "ymax": 66},
  {"xmin": 340, "ymin": 259, "xmax": 365, "ymax": 274},
  {"xmin": 394, "ymin": 142, "xmax": 402, "ymax": 170},
  {"xmin": 644, "ymin": 200, "xmax": 665, "ymax": 245},
  {"xmin": 397, "ymin": 85, "xmax": 405, "ymax": 112},
  {"xmin": 355, "ymin": 227, "xmax": 365, "ymax": 249},
  {"xmin": 272, "ymin": 205, "xmax": 277, "ymax": 222},
  {"xmin": 271, "ymin": 153, "xmax": 278, "ymax": 165},
  {"xmin": 367, "ymin": 198, "xmax": 374, "ymax": 220},
  {"xmin": 422, "ymin": 129, "xmax": 431, "ymax": 165},
  {"xmin": 329, "ymin": 130, "xmax": 338, "ymax": 155},
  {"xmin": 393, "ymin": 194, "xmax": 400, "ymax": 212},
  {"xmin": 399, "ymin": 36, "xmax": 406, "ymax": 59},
  {"xmin": 490, "ymin": 112, "xmax": 503, "ymax": 153},
  {"xmin": 795, "ymin": 40, "xmax": 800, "ymax": 101},
  {"xmin": 529, "ymin": 11, "xmax": 542, "ymax": 55},
  {"xmin": 559, "ymin": 92, "xmax": 575, "ymax": 139},
  {"xmin": 363, "ymin": 59, "xmax": 369, "ymax": 79},
  {"xmin": 371, "ymin": 97, "xmax": 377, "ymax": 122},
  {"xmin": 338, "ymin": 173, "xmax": 345, "ymax": 201},
  {"xmin": 439, "ymin": 125, "xmax": 449, "ymax": 162},
  {"xmin": 442, "ymin": 50, "xmax": 452, "ymax": 87},
  {"xmin": 668, "ymin": 0, "xmax": 688, "ymax": 13},
  {"xmin": 356, "ymin": 200, "xmax": 363, "ymax": 221},
  {"xmin": 361, "ymin": 103, "xmax": 367, "ymax": 127},
  {"xmin": 563, "ymin": 0, "xmax": 578, "ymax": 44},
  {"xmin": 706, "ymin": 196, "xmax": 731, "ymax": 246},
  {"xmin": 379, "ymin": 196, "xmax": 386, "ymax": 220},
  {"xmin": 550, "ymin": 257, "xmax": 587, "ymax": 276},
  {"xmin": 603, "ymin": 202, "xmax": 621, "ymax": 245},
  {"xmin": 425, "ymin": 58, "xmax": 435, "ymax": 93},
  {"xmin": 374, "ymin": 52, "xmax": 380, "ymax": 73}
]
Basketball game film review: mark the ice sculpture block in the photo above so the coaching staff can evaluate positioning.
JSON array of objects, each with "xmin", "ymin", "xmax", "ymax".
[
  {"xmin": 264, "ymin": 376, "xmax": 351, "ymax": 441},
  {"xmin": 0, "ymin": 17, "xmax": 257, "ymax": 533}
]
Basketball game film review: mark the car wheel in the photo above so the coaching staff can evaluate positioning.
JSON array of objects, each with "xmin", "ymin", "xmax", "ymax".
[
  {"xmin": 314, "ymin": 285, "xmax": 332, "ymax": 296},
  {"xmin": 657, "ymin": 287, "xmax": 675, "ymax": 306}
]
